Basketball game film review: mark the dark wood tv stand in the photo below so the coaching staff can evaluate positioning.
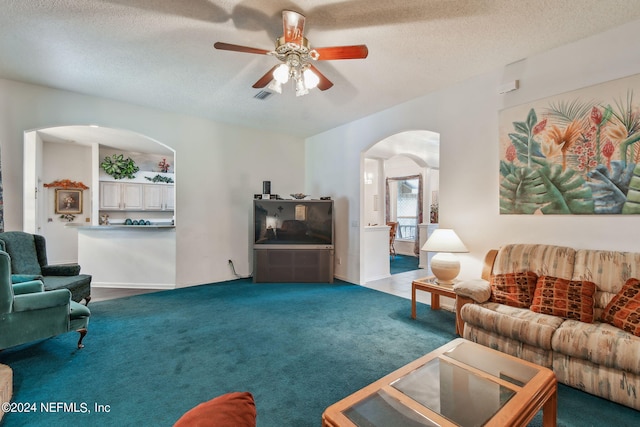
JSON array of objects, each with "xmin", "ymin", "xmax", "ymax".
[{"xmin": 253, "ymin": 248, "xmax": 334, "ymax": 283}]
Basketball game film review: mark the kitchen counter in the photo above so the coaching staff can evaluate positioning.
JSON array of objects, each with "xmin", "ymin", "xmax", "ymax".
[
  {"xmin": 363, "ymin": 225, "xmax": 391, "ymax": 282},
  {"xmin": 69, "ymin": 224, "xmax": 174, "ymax": 230},
  {"xmin": 77, "ymin": 226, "xmax": 176, "ymax": 290}
]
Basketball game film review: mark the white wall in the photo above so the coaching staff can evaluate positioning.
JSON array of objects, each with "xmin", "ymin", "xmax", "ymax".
[
  {"xmin": 307, "ymin": 19, "xmax": 640, "ymax": 284},
  {"xmin": 0, "ymin": 79, "xmax": 305, "ymax": 287},
  {"xmin": 363, "ymin": 158, "xmax": 382, "ymax": 226},
  {"xmin": 41, "ymin": 141, "xmax": 92, "ymax": 264}
]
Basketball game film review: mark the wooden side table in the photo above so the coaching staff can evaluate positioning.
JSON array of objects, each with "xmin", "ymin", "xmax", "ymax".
[{"xmin": 412, "ymin": 276, "xmax": 467, "ymax": 335}]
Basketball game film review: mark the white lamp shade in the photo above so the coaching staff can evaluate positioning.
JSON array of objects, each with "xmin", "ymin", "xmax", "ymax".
[{"xmin": 421, "ymin": 229, "xmax": 468, "ymax": 253}]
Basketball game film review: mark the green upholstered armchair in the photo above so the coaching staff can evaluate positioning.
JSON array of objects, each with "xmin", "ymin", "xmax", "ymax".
[
  {"xmin": 0, "ymin": 250, "xmax": 90, "ymax": 350},
  {"xmin": 0, "ymin": 231, "xmax": 91, "ymax": 305}
]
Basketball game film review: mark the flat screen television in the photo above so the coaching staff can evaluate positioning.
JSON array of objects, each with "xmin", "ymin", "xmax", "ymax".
[{"xmin": 254, "ymin": 199, "xmax": 333, "ymax": 249}]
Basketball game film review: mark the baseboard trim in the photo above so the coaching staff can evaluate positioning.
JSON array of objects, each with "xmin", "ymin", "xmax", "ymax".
[{"xmin": 91, "ymin": 282, "xmax": 175, "ymax": 290}]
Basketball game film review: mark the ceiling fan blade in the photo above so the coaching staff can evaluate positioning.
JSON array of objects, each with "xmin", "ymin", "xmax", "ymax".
[
  {"xmin": 252, "ymin": 65, "xmax": 279, "ymax": 89},
  {"xmin": 314, "ymin": 45, "xmax": 369, "ymax": 60},
  {"xmin": 214, "ymin": 42, "xmax": 270, "ymax": 55},
  {"xmin": 282, "ymin": 10, "xmax": 305, "ymax": 45},
  {"xmin": 309, "ymin": 65, "xmax": 333, "ymax": 91}
]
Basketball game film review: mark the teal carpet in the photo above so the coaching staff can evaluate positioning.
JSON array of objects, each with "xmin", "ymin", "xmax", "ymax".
[
  {"xmin": 0, "ymin": 280, "xmax": 638, "ymax": 426},
  {"xmin": 390, "ymin": 254, "xmax": 419, "ymax": 275}
]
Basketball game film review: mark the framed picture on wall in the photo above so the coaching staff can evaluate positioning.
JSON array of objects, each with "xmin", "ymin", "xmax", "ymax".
[{"xmin": 55, "ymin": 189, "xmax": 83, "ymax": 214}]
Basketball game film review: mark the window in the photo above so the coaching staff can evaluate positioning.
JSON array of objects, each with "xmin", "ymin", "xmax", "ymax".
[{"xmin": 392, "ymin": 178, "xmax": 418, "ymax": 240}]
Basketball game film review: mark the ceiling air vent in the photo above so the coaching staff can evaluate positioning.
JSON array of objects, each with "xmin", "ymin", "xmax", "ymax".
[{"xmin": 254, "ymin": 90, "xmax": 273, "ymax": 100}]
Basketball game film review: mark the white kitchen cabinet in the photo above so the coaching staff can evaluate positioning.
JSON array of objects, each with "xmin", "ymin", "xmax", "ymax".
[
  {"xmin": 99, "ymin": 182, "xmax": 143, "ymax": 210},
  {"xmin": 143, "ymin": 184, "xmax": 174, "ymax": 211}
]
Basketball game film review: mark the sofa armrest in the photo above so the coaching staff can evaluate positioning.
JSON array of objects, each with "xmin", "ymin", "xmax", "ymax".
[
  {"xmin": 11, "ymin": 274, "xmax": 44, "ymax": 283},
  {"xmin": 453, "ymin": 279, "xmax": 492, "ymax": 303},
  {"xmin": 13, "ymin": 289, "xmax": 71, "ymax": 312},
  {"xmin": 13, "ymin": 280, "xmax": 45, "ymax": 295},
  {"xmin": 42, "ymin": 264, "xmax": 81, "ymax": 276}
]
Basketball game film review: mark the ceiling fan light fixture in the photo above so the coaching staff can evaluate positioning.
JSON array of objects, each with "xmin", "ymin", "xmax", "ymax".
[
  {"xmin": 295, "ymin": 77, "xmax": 309, "ymax": 97},
  {"xmin": 303, "ymin": 68, "xmax": 320, "ymax": 89},
  {"xmin": 215, "ymin": 10, "xmax": 366, "ymax": 96},
  {"xmin": 266, "ymin": 79, "xmax": 283, "ymax": 94},
  {"xmin": 273, "ymin": 64, "xmax": 290, "ymax": 84}
]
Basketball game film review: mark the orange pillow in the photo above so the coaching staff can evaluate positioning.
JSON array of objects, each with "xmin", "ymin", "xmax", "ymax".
[
  {"xmin": 530, "ymin": 276, "xmax": 596, "ymax": 323},
  {"xmin": 174, "ymin": 392, "xmax": 256, "ymax": 427},
  {"xmin": 601, "ymin": 278, "xmax": 640, "ymax": 337},
  {"xmin": 489, "ymin": 272, "xmax": 538, "ymax": 308}
]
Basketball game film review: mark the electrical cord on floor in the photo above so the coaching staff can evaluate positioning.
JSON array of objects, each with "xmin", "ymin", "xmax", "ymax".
[{"xmin": 228, "ymin": 259, "xmax": 252, "ymax": 279}]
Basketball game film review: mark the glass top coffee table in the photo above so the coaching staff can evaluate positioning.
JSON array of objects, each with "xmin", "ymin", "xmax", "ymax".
[{"xmin": 322, "ymin": 338, "xmax": 557, "ymax": 427}]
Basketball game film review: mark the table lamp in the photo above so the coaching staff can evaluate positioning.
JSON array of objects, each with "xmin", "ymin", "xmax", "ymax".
[{"xmin": 421, "ymin": 229, "xmax": 468, "ymax": 285}]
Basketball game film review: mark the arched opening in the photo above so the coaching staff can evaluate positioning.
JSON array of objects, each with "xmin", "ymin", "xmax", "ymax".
[
  {"xmin": 23, "ymin": 125, "xmax": 176, "ymax": 293},
  {"xmin": 360, "ymin": 130, "xmax": 439, "ymax": 285}
]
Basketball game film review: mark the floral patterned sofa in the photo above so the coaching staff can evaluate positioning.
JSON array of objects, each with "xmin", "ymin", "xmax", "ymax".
[{"xmin": 453, "ymin": 244, "xmax": 640, "ymax": 410}]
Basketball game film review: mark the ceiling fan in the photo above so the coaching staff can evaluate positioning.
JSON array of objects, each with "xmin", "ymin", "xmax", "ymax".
[{"xmin": 214, "ymin": 10, "xmax": 368, "ymax": 96}]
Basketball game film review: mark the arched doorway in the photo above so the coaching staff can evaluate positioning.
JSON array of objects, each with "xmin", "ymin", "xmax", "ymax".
[
  {"xmin": 23, "ymin": 125, "xmax": 176, "ymax": 290},
  {"xmin": 360, "ymin": 130, "xmax": 439, "ymax": 284}
]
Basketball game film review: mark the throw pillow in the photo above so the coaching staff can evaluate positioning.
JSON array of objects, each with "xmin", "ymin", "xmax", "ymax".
[
  {"xmin": 489, "ymin": 271, "xmax": 538, "ymax": 308},
  {"xmin": 173, "ymin": 391, "xmax": 256, "ymax": 427},
  {"xmin": 453, "ymin": 279, "xmax": 492, "ymax": 303},
  {"xmin": 530, "ymin": 276, "xmax": 596, "ymax": 323},
  {"xmin": 601, "ymin": 278, "xmax": 640, "ymax": 337}
]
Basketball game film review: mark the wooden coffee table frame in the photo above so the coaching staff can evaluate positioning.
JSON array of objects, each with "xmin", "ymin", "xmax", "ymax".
[{"xmin": 322, "ymin": 338, "xmax": 557, "ymax": 427}]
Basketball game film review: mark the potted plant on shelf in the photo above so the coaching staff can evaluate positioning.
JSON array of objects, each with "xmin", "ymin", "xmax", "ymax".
[{"xmin": 100, "ymin": 154, "xmax": 140, "ymax": 180}]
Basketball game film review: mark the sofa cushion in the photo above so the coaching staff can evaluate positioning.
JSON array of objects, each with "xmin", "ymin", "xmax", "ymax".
[
  {"xmin": 601, "ymin": 278, "xmax": 640, "ymax": 336},
  {"xmin": 461, "ymin": 302, "xmax": 564, "ymax": 350},
  {"xmin": 41, "ymin": 275, "xmax": 91, "ymax": 303},
  {"xmin": 174, "ymin": 392, "xmax": 256, "ymax": 427},
  {"xmin": 464, "ymin": 325, "xmax": 554, "ymax": 368},
  {"xmin": 492, "ymin": 244, "xmax": 576, "ymax": 279},
  {"xmin": 489, "ymin": 271, "xmax": 538, "ymax": 308},
  {"xmin": 552, "ymin": 319, "xmax": 640, "ymax": 375},
  {"xmin": 530, "ymin": 276, "xmax": 596, "ymax": 323},
  {"xmin": 572, "ymin": 250, "xmax": 640, "ymax": 317}
]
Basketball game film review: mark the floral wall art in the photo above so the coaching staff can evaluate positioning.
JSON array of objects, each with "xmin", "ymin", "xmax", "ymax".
[{"xmin": 499, "ymin": 73, "xmax": 640, "ymax": 215}]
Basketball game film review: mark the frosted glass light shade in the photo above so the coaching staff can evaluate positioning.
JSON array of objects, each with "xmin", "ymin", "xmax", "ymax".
[
  {"xmin": 266, "ymin": 79, "xmax": 282, "ymax": 94},
  {"xmin": 295, "ymin": 77, "xmax": 308, "ymax": 97},
  {"xmin": 303, "ymin": 68, "xmax": 319, "ymax": 89},
  {"xmin": 273, "ymin": 64, "xmax": 290, "ymax": 84}
]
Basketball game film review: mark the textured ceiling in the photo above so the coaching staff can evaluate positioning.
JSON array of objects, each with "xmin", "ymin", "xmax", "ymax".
[{"xmin": 3, "ymin": 1, "xmax": 640, "ymax": 138}]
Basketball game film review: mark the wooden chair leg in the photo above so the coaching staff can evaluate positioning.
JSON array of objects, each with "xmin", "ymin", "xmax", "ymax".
[
  {"xmin": 77, "ymin": 328, "xmax": 87, "ymax": 349},
  {"xmin": 84, "ymin": 295, "xmax": 91, "ymax": 306}
]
